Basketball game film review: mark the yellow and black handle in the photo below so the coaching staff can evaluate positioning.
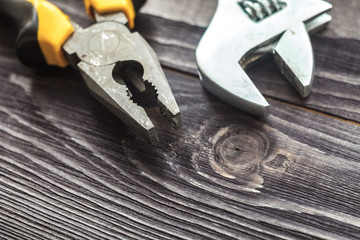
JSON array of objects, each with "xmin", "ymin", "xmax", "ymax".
[
  {"xmin": 0, "ymin": 0, "xmax": 74, "ymax": 67},
  {"xmin": 132, "ymin": 0, "xmax": 146, "ymax": 12},
  {"xmin": 0, "ymin": 0, "xmax": 146, "ymax": 68},
  {"xmin": 84, "ymin": 0, "xmax": 146, "ymax": 29}
]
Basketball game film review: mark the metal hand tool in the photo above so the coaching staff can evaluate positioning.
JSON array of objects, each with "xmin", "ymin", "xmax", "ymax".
[
  {"xmin": 196, "ymin": 0, "xmax": 332, "ymax": 116},
  {"xmin": 0, "ymin": 0, "xmax": 181, "ymax": 143}
]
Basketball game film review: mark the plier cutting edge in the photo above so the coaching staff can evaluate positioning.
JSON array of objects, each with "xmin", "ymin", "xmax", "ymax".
[{"xmin": 0, "ymin": 0, "xmax": 182, "ymax": 143}]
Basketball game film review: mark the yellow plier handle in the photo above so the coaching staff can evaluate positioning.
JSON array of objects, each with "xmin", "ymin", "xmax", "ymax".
[
  {"xmin": 27, "ymin": 0, "xmax": 74, "ymax": 67},
  {"xmin": 0, "ymin": 0, "xmax": 73, "ymax": 67},
  {"xmin": 0, "ymin": 0, "xmax": 142, "ymax": 68},
  {"xmin": 84, "ymin": 0, "xmax": 136, "ymax": 29}
]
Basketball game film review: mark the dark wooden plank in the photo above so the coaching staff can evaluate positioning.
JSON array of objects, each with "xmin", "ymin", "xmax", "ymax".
[
  {"xmin": 0, "ymin": 0, "xmax": 359, "ymax": 239},
  {"xmin": 0, "ymin": 62, "xmax": 360, "ymax": 239}
]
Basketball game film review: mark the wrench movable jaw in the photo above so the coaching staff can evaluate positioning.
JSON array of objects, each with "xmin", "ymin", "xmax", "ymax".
[
  {"xmin": 196, "ymin": 0, "xmax": 332, "ymax": 116},
  {"xmin": 273, "ymin": 22, "xmax": 315, "ymax": 98}
]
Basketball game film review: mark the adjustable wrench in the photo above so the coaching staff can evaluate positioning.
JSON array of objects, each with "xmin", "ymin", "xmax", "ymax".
[{"xmin": 196, "ymin": 0, "xmax": 332, "ymax": 116}]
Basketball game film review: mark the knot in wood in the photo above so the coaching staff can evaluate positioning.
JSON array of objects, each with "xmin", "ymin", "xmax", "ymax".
[{"xmin": 214, "ymin": 129, "xmax": 268, "ymax": 175}]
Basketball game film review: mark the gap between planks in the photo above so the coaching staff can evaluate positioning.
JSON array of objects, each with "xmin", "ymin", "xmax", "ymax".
[
  {"xmin": 269, "ymin": 98, "xmax": 360, "ymax": 126},
  {"xmin": 162, "ymin": 65, "xmax": 360, "ymax": 128}
]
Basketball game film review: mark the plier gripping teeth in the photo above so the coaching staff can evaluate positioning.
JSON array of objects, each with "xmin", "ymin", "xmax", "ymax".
[{"xmin": 0, "ymin": 0, "xmax": 181, "ymax": 143}]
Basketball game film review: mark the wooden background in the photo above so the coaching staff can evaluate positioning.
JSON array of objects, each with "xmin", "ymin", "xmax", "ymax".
[{"xmin": 0, "ymin": 0, "xmax": 359, "ymax": 239}]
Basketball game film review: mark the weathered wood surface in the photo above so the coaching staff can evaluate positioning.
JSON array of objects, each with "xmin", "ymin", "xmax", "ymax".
[{"xmin": 0, "ymin": 0, "xmax": 359, "ymax": 239}]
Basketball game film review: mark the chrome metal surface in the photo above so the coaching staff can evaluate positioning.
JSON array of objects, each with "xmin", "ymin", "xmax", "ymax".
[
  {"xmin": 94, "ymin": 11, "xmax": 129, "ymax": 26},
  {"xmin": 239, "ymin": 0, "xmax": 285, "ymax": 21},
  {"xmin": 196, "ymin": 0, "xmax": 332, "ymax": 116},
  {"xmin": 63, "ymin": 20, "xmax": 181, "ymax": 143}
]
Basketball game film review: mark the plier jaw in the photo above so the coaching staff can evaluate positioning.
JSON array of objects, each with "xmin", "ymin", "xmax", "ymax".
[{"xmin": 63, "ymin": 13, "xmax": 181, "ymax": 143}]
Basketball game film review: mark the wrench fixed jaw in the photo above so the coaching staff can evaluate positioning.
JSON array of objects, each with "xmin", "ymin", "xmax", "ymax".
[
  {"xmin": 196, "ymin": 26, "xmax": 271, "ymax": 116},
  {"xmin": 196, "ymin": 47, "xmax": 270, "ymax": 116},
  {"xmin": 63, "ymin": 21, "xmax": 181, "ymax": 143},
  {"xmin": 198, "ymin": 66, "xmax": 270, "ymax": 117}
]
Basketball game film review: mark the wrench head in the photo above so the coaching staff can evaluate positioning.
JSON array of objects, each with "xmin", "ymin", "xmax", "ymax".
[{"xmin": 196, "ymin": 0, "xmax": 332, "ymax": 116}]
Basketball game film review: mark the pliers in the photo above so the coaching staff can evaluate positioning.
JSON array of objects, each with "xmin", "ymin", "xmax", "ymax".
[{"xmin": 0, "ymin": 0, "xmax": 182, "ymax": 143}]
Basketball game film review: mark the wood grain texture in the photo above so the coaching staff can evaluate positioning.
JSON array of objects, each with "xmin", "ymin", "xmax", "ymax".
[{"xmin": 0, "ymin": 0, "xmax": 359, "ymax": 240}]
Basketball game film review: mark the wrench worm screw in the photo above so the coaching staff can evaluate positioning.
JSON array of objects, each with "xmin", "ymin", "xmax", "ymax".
[{"xmin": 239, "ymin": 0, "xmax": 284, "ymax": 21}]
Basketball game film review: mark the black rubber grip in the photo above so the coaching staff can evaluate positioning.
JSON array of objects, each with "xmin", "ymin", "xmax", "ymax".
[
  {"xmin": 0, "ymin": 0, "xmax": 47, "ymax": 67},
  {"xmin": 133, "ymin": 0, "xmax": 146, "ymax": 12}
]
